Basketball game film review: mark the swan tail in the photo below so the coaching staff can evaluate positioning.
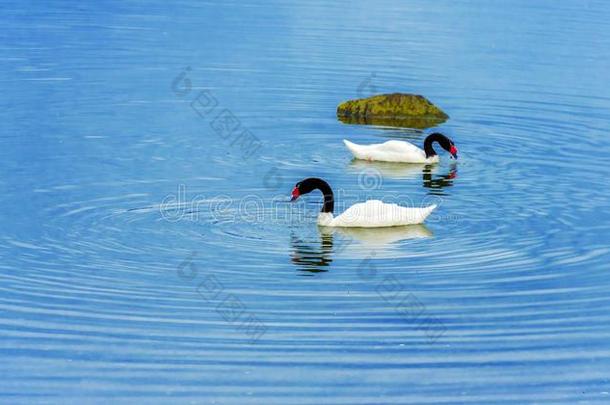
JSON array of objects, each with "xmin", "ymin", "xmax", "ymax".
[
  {"xmin": 419, "ymin": 204, "xmax": 437, "ymax": 222},
  {"xmin": 343, "ymin": 139, "xmax": 363, "ymax": 159},
  {"xmin": 402, "ymin": 204, "xmax": 437, "ymax": 225}
]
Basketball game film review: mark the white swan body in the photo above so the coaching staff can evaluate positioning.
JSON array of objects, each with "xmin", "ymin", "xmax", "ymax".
[
  {"xmin": 291, "ymin": 178, "xmax": 439, "ymax": 229},
  {"xmin": 344, "ymin": 139, "xmax": 439, "ymax": 164},
  {"xmin": 317, "ymin": 200, "xmax": 436, "ymax": 228}
]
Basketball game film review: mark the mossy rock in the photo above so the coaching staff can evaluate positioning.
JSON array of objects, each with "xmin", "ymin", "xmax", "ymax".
[{"xmin": 337, "ymin": 93, "xmax": 448, "ymax": 129}]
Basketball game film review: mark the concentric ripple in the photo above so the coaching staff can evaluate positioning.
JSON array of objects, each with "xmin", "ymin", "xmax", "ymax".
[{"xmin": 2, "ymin": 0, "xmax": 610, "ymax": 403}]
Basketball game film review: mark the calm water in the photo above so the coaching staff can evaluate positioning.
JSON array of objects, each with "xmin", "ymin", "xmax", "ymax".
[{"xmin": 2, "ymin": 0, "xmax": 610, "ymax": 403}]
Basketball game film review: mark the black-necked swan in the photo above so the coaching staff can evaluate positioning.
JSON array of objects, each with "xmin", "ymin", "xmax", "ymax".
[
  {"xmin": 343, "ymin": 132, "xmax": 458, "ymax": 163},
  {"xmin": 290, "ymin": 178, "xmax": 437, "ymax": 227}
]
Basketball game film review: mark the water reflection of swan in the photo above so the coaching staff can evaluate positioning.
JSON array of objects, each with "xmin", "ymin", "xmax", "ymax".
[
  {"xmin": 290, "ymin": 232, "xmax": 333, "ymax": 274},
  {"xmin": 290, "ymin": 224, "xmax": 434, "ymax": 274},
  {"xmin": 320, "ymin": 224, "xmax": 432, "ymax": 246},
  {"xmin": 348, "ymin": 159, "xmax": 426, "ymax": 180},
  {"xmin": 423, "ymin": 163, "xmax": 457, "ymax": 195},
  {"xmin": 348, "ymin": 160, "xmax": 458, "ymax": 194}
]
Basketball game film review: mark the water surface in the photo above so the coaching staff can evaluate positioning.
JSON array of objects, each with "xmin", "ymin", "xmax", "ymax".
[{"xmin": 2, "ymin": 0, "xmax": 610, "ymax": 403}]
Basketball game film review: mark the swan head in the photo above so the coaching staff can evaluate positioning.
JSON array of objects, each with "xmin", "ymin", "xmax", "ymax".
[
  {"xmin": 290, "ymin": 178, "xmax": 335, "ymax": 213},
  {"xmin": 290, "ymin": 178, "xmax": 329, "ymax": 201},
  {"xmin": 449, "ymin": 143, "xmax": 458, "ymax": 159},
  {"xmin": 425, "ymin": 133, "xmax": 458, "ymax": 159},
  {"xmin": 290, "ymin": 184, "xmax": 301, "ymax": 201}
]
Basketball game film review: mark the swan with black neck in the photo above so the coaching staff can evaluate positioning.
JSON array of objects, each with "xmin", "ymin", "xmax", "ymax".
[
  {"xmin": 343, "ymin": 132, "xmax": 458, "ymax": 163},
  {"xmin": 290, "ymin": 178, "xmax": 437, "ymax": 227}
]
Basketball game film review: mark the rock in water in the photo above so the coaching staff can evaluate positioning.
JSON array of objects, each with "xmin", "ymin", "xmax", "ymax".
[{"xmin": 336, "ymin": 93, "xmax": 448, "ymax": 129}]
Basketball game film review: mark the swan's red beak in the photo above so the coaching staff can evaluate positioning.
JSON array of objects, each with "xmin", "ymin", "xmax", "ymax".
[
  {"xmin": 290, "ymin": 187, "xmax": 300, "ymax": 201},
  {"xmin": 450, "ymin": 145, "xmax": 458, "ymax": 159}
]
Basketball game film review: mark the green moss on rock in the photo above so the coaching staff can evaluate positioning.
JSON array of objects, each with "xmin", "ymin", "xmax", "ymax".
[{"xmin": 337, "ymin": 93, "xmax": 448, "ymax": 129}]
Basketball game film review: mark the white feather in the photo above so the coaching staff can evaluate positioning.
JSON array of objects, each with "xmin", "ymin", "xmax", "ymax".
[
  {"xmin": 343, "ymin": 139, "xmax": 439, "ymax": 164},
  {"xmin": 317, "ymin": 200, "xmax": 437, "ymax": 228}
]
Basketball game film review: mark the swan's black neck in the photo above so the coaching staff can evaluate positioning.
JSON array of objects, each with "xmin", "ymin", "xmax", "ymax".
[
  {"xmin": 298, "ymin": 178, "xmax": 334, "ymax": 213},
  {"xmin": 423, "ymin": 132, "xmax": 451, "ymax": 158}
]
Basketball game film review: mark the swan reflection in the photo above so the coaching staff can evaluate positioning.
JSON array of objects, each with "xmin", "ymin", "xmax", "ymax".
[
  {"xmin": 290, "ymin": 232, "xmax": 333, "ymax": 274},
  {"xmin": 320, "ymin": 224, "xmax": 432, "ymax": 246},
  {"xmin": 348, "ymin": 160, "xmax": 458, "ymax": 195},
  {"xmin": 290, "ymin": 224, "xmax": 433, "ymax": 274},
  {"xmin": 348, "ymin": 159, "xmax": 426, "ymax": 180},
  {"xmin": 423, "ymin": 163, "xmax": 457, "ymax": 195}
]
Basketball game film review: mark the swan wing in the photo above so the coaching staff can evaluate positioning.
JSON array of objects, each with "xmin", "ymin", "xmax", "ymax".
[
  {"xmin": 343, "ymin": 139, "xmax": 428, "ymax": 163},
  {"xmin": 332, "ymin": 200, "xmax": 437, "ymax": 227}
]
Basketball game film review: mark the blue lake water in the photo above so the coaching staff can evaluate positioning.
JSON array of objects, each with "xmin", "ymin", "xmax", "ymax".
[{"xmin": 2, "ymin": 0, "xmax": 610, "ymax": 403}]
